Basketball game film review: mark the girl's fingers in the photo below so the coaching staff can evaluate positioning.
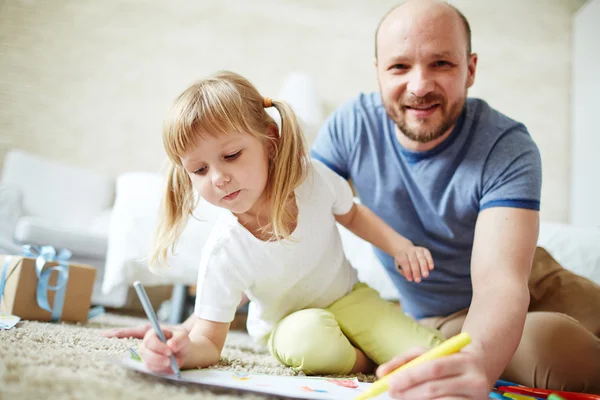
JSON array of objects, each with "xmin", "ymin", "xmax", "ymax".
[
  {"xmin": 424, "ymin": 249, "xmax": 435, "ymax": 270},
  {"xmin": 396, "ymin": 253, "xmax": 413, "ymax": 282},
  {"xmin": 416, "ymin": 250, "xmax": 430, "ymax": 279},
  {"xmin": 167, "ymin": 330, "xmax": 190, "ymax": 353},
  {"xmin": 101, "ymin": 323, "xmax": 152, "ymax": 339},
  {"xmin": 140, "ymin": 346, "xmax": 172, "ymax": 373},
  {"xmin": 143, "ymin": 329, "xmax": 172, "ymax": 356},
  {"xmin": 408, "ymin": 253, "xmax": 422, "ymax": 283}
]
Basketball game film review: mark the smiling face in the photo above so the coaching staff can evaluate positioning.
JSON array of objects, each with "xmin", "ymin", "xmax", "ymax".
[
  {"xmin": 180, "ymin": 130, "xmax": 271, "ymax": 216},
  {"xmin": 375, "ymin": 0, "xmax": 477, "ymax": 149}
]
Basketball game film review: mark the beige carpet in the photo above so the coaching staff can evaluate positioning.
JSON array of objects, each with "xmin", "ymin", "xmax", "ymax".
[{"xmin": 0, "ymin": 313, "xmax": 373, "ymax": 399}]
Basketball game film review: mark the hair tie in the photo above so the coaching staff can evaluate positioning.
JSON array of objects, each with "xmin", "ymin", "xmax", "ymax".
[{"xmin": 263, "ymin": 97, "xmax": 273, "ymax": 108}]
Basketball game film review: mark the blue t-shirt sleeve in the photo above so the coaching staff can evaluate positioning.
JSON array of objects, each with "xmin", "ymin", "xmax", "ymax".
[
  {"xmin": 310, "ymin": 97, "xmax": 362, "ymax": 180},
  {"xmin": 479, "ymin": 126, "xmax": 542, "ymax": 211}
]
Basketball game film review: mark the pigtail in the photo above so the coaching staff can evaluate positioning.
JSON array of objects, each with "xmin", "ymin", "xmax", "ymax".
[
  {"xmin": 149, "ymin": 162, "xmax": 196, "ymax": 267},
  {"xmin": 267, "ymin": 100, "xmax": 309, "ymax": 239}
]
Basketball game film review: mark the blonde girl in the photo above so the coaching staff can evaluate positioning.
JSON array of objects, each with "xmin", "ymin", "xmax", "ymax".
[{"xmin": 141, "ymin": 71, "xmax": 444, "ymax": 375}]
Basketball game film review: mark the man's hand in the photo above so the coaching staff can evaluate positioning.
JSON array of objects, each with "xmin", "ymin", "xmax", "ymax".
[
  {"xmin": 101, "ymin": 323, "xmax": 153, "ymax": 339},
  {"xmin": 376, "ymin": 341, "xmax": 491, "ymax": 399},
  {"xmin": 395, "ymin": 245, "xmax": 434, "ymax": 283}
]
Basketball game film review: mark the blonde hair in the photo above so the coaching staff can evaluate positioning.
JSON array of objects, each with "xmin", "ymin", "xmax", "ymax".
[{"xmin": 151, "ymin": 71, "xmax": 309, "ymax": 266}]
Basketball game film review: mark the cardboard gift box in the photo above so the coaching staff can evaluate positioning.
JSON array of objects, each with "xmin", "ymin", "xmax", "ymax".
[{"xmin": 0, "ymin": 254, "xmax": 96, "ymax": 323}]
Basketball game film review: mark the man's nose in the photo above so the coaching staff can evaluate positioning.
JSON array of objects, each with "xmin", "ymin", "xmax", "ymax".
[{"xmin": 406, "ymin": 67, "xmax": 435, "ymax": 98}]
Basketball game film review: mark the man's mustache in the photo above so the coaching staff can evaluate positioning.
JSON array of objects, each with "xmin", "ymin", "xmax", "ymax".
[{"xmin": 401, "ymin": 94, "xmax": 445, "ymax": 108}]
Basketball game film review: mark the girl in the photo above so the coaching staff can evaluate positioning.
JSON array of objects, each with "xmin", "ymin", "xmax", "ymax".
[{"xmin": 141, "ymin": 71, "xmax": 444, "ymax": 375}]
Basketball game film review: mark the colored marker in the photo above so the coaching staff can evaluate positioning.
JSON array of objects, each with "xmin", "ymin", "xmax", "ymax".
[
  {"xmin": 496, "ymin": 379, "xmax": 523, "ymax": 388},
  {"xmin": 355, "ymin": 332, "xmax": 471, "ymax": 400},
  {"xmin": 489, "ymin": 391, "xmax": 513, "ymax": 399},
  {"xmin": 502, "ymin": 393, "xmax": 540, "ymax": 400},
  {"xmin": 547, "ymin": 395, "xmax": 566, "ymax": 400},
  {"xmin": 498, "ymin": 386, "xmax": 599, "ymax": 400},
  {"xmin": 133, "ymin": 281, "xmax": 181, "ymax": 378}
]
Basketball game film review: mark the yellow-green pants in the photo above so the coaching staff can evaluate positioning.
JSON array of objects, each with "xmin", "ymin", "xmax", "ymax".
[{"xmin": 267, "ymin": 283, "xmax": 444, "ymax": 375}]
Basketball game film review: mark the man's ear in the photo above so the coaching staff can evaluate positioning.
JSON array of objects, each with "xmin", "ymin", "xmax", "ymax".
[{"xmin": 467, "ymin": 53, "xmax": 478, "ymax": 89}]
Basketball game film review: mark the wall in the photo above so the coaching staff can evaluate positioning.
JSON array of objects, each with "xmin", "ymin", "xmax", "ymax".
[
  {"xmin": 0, "ymin": 0, "xmax": 587, "ymax": 222},
  {"xmin": 571, "ymin": 0, "xmax": 600, "ymax": 228}
]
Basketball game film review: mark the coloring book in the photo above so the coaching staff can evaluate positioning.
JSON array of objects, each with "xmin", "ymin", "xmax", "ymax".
[{"xmin": 116, "ymin": 355, "xmax": 392, "ymax": 400}]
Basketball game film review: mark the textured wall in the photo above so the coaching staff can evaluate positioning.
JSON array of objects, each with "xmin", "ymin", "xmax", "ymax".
[
  {"xmin": 571, "ymin": 0, "xmax": 600, "ymax": 227},
  {"xmin": 0, "ymin": 0, "xmax": 587, "ymax": 221}
]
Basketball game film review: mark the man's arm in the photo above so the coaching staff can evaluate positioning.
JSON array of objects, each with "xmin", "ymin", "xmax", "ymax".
[
  {"xmin": 463, "ymin": 206, "xmax": 538, "ymax": 384},
  {"xmin": 376, "ymin": 206, "xmax": 538, "ymax": 399}
]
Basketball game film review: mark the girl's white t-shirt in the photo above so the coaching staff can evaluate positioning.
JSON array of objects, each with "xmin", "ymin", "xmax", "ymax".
[{"xmin": 194, "ymin": 159, "xmax": 359, "ymax": 344}]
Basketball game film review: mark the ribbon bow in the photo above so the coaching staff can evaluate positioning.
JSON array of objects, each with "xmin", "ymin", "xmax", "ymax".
[{"xmin": 22, "ymin": 245, "xmax": 72, "ymax": 321}]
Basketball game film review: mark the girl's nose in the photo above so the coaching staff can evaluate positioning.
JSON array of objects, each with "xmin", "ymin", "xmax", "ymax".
[{"xmin": 212, "ymin": 169, "xmax": 231, "ymax": 187}]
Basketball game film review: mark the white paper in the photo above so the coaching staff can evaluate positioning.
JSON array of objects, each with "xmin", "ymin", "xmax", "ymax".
[
  {"xmin": 116, "ymin": 358, "xmax": 392, "ymax": 400},
  {"xmin": 0, "ymin": 312, "xmax": 20, "ymax": 329}
]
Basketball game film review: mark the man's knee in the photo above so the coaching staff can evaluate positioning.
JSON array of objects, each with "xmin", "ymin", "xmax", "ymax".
[
  {"xmin": 504, "ymin": 312, "xmax": 600, "ymax": 394},
  {"xmin": 268, "ymin": 308, "xmax": 355, "ymax": 375}
]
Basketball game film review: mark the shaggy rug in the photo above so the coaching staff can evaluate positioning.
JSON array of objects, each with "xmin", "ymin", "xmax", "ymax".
[{"xmin": 0, "ymin": 313, "xmax": 373, "ymax": 399}]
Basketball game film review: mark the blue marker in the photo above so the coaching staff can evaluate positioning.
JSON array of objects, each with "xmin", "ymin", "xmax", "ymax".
[{"xmin": 133, "ymin": 281, "xmax": 181, "ymax": 378}]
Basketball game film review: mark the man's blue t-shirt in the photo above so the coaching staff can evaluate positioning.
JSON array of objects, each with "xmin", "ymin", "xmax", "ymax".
[{"xmin": 311, "ymin": 93, "xmax": 542, "ymax": 319}]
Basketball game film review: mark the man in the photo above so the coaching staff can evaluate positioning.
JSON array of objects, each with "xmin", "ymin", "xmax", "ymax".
[
  {"xmin": 105, "ymin": 1, "xmax": 600, "ymax": 397},
  {"xmin": 310, "ymin": 0, "xmax": 600, "ymax": 397}
]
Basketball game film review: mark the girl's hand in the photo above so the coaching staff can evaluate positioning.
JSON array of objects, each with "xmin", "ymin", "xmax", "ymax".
[
  {"xmin": 395, "ymin": 245, "xmax": 434, "ymax": 283},
  {"xmin": 140, "ymin": 327, "xmax": 191, "ymax": 374},
  {"xmin": 101, "ymin": 323, "xmax": 153, "ymax": 339}
]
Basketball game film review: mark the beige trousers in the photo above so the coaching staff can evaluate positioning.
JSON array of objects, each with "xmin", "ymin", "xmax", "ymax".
[{"xmin": 419, "ymin": 247, "xmax": 600, "ymax": 394}]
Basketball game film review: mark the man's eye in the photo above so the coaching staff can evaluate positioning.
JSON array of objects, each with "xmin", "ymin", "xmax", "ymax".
[
  {"xmin": 193, "ymin": 166, "xmax": 207, "ymax": 175},
  {"xmin": 434, "ymin": 60, "xmax": 452, "ymax": 68},
  {"xmin": 391, "ymin": 64, "xmax": 408, "ymax": 70},
  {"xmin": 224, "ymin": 151, "xmax": 241, "ymax": 160}
]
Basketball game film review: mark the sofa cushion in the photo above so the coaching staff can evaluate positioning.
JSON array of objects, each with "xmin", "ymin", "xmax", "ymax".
[
  {"xmin": 102, "ymin": 172, "xmax": 226, "ymax": 295},
  {"xmin": 1, "ymin": 150, "xmax": 114, "ymax": 229},
  {"xmin": 538, "ymin": 221, "xmax": 600, "ymax": 285},
  {"xmin": 14, "ymin": 216, "xmax": 107, "ymax": 258},
  {"xmin": 0, "ymin": 183, "xmax": 22, "ymax": 242}
]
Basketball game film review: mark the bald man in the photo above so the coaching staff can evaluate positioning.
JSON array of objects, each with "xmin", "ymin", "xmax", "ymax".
[{"xmin": 312, "ymin": 0, "xmax": 600, "ymax": 397}]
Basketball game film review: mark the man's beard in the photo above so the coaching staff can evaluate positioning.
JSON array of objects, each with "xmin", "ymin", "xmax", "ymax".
[{"xmin": 386, "ymin": 94, "xmax": 466, "ymax": 144}]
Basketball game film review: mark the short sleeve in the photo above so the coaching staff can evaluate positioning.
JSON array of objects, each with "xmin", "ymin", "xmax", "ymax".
[
  {"xmin": 312, "ymin": 159, "xmax": 355, "ymax": 215},
  {"xmin": 194, "ymin": 240, "xmax": 249, "ymax": 323},
  {"xmin": 310, "ymin": 97, "xmax": 362, "ymax": 180},
  {"xmin": 480, "ymin": 127, "xmax": 542, "ymax": 211}
]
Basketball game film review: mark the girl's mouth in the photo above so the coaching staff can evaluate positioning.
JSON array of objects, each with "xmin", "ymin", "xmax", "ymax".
[{"xmin": 223, "ymin": 190, "xmax": 240, "ymax": 201}]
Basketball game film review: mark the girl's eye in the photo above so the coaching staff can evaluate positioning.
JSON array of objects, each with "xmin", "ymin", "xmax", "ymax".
[
  {"xmin": 224, "ymin": 151, "xmax": 241, "ymax": 160},
  {"xmin": 193, "ymin": 166, "xmax": 207, "ymax": 175}
]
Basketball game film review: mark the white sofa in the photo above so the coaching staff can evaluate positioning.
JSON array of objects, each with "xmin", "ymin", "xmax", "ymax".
[{"xmin": 0, "ymin": 149, "xmax": 128, "ymax": 307}]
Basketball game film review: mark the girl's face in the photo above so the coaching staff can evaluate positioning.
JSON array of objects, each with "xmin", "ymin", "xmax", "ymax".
[{"xmin": 180, "ymin": 130, "xmax": 271, "ymax": 217}]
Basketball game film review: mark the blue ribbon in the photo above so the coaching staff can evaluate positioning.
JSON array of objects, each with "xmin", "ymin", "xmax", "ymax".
[
  {"xmin": 0, "ymin": 256, "xmax": 11, "ymax": 309},
  {"xmin": 22, "ymin": 245, "xmax": 72, "ymax": 322}
]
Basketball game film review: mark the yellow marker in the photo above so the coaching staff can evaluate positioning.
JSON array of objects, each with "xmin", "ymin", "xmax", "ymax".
[
  {"xmin": 503, "ymin": 394, "xmax": 538, "ymax": 400},
  {"xmin": 355, "ymin": 332, "xmax": 472, "ymax": 400}
]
